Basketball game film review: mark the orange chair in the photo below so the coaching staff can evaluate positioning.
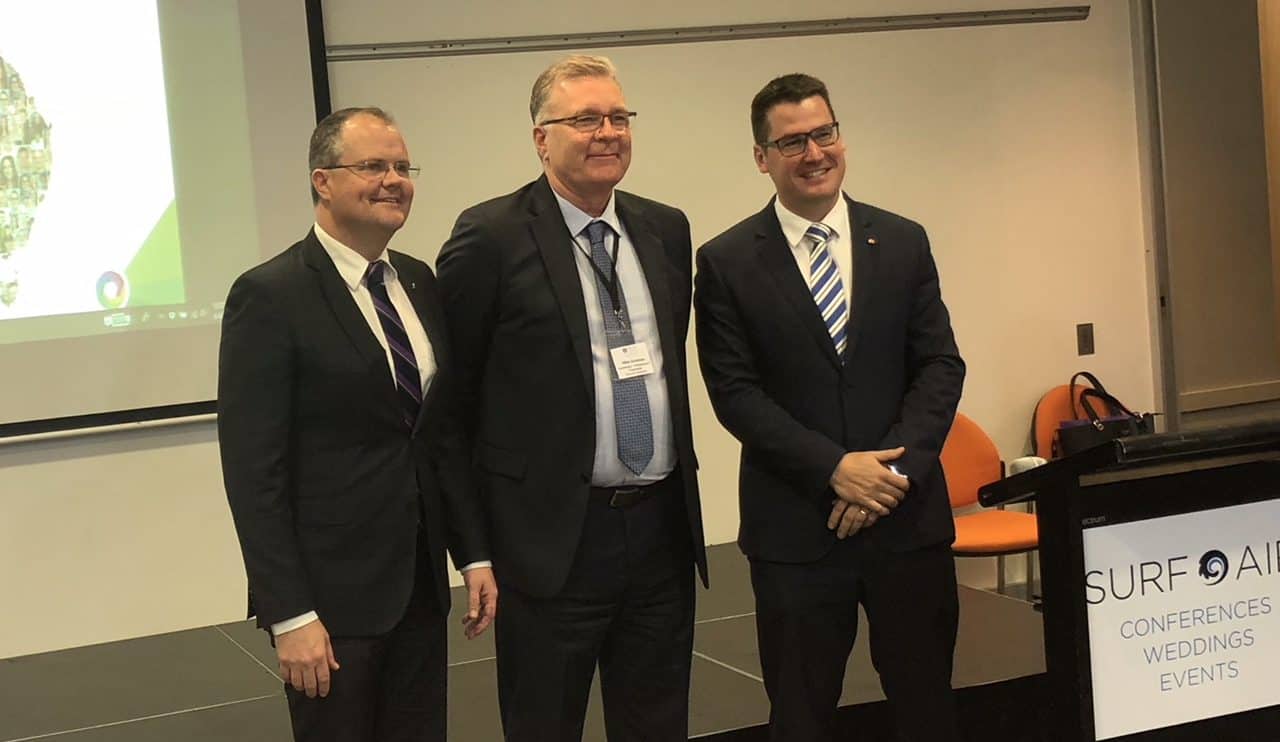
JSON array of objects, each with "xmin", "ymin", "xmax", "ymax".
[
  {"xmin": 941, "ymin": 412, "xmax": 1038, "ymax": 594},
  {"xmin": 1031, "ymin": 383, "xmax": 1120, "ymax": 459}
]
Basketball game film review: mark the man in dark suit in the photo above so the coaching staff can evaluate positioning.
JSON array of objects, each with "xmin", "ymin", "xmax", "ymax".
[
  {"xmin": 436, "ymin": 55, "xmax": 707, "ymax": 741},
  {"xmin": 694, "ymin": 74, "xmax": 966, "ymax": 741},
  {"xmin": 217, "ymin": 107, "xmax": 497, "ymax": 742}
]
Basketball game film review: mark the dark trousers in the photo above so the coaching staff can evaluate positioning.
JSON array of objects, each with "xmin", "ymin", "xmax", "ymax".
[
  {"xmin": 285, "ymin": 547, "xmax": 447, "ymax": 742},
  {"xmin": 750, "ymin": 541, "xmax": 961, "ymax": 742},
  {"xmin": 495, "ymin": 478, "xmax": 696, "ymax": 742}
]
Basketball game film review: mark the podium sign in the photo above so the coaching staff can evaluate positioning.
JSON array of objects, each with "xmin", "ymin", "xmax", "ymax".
[
  {"xmin": 979, "ymin": 422, "xmax": 1280, "ymax": 741},
  {"xmin": 1082, "ymin": 498, "xmax": 1280, "ymax": 739}
]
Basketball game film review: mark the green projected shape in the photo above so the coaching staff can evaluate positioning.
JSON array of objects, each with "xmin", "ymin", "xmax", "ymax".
[{"xmin": 124, "ymin": 200, "xmax": 185, "ymax": 306}]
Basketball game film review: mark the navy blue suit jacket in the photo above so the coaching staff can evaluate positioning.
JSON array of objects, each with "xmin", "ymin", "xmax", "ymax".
[{"xmin": 695, "ymin": 196, "xmax": 964, "ymax": 562}]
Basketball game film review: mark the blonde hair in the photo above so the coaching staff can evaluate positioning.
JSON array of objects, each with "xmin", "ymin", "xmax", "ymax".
[{"xmin": 529, "ymin": 55, "xmax": 618, "ymax": 123}]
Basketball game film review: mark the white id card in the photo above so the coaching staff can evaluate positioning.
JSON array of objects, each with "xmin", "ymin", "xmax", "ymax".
[{"xmin": 610, "ymin": 342, "xmax": 655, "ymax": 380}]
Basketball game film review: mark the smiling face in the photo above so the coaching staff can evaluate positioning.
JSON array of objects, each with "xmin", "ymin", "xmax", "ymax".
[
  {"xmin": 312, "ymin": 113, "xmax": 414, "ymax": 256},
  {"xmin": 754, "ymin": 95, "xmax": 846, "ymax": 222},
  {"xmin": 533, "ymin": 75, "xmax": 631, "ymax": 212}
]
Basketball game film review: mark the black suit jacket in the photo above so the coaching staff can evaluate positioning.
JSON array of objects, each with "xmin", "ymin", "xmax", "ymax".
[
  {"xmin": 436, "ymin": 176, "xmax": 708, "ymax": 598},
  {"xmin": 694, "ymin": 196, "xmax": 964, "ymax": 563},
  {"xmin": 217, "ymin": 230, "xmax": 488, "ymax": 636}
]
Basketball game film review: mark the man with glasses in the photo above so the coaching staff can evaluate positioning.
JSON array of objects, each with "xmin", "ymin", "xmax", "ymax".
[
  {"xmin": 437, "ymin": 55, "xmax": 707, "ymax": 741},
  {"xmin": 218, "ymin": 107, "xmax": 496, "ymax": 742},
  {"xmin": 694, "ymin": 74, "xmax": 965, "ymax": 741}
]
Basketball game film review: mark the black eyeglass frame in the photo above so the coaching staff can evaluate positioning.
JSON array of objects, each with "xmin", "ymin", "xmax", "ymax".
[
  {"xmin": 760, "ymin": 122, "xmax": 841, "ymax": 157},
  {"xmin": 537, "ymin": 111, "xmax": 638, "ymax": 132},
  {"xmin": 318, "ymin": 160, "xmax": 421, "ymax": 179}
]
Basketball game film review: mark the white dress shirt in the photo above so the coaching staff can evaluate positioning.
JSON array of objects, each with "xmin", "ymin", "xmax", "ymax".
[
  {"xmin": 774, "ymin": 196, "xmax": 854, "ymax": 311},
  {"xmin": 314, "ymin": 223, "xmax": 437, "ymax": 394},
  {"xmin": 553, "ymin": 190, "xmax": 676, "ymax": 487}
]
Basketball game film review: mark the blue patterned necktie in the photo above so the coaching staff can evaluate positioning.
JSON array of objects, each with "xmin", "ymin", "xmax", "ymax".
[
  {"xmin": 805, "ymin": 222, "xmax": 848, "ymax": 359},
  {"xmin": 585, "ymin": 220, "xmax": 654, "ymax": 475},
  {"xmin": 365, "ymin": 260, "xmax": 422, "ymax": 427}
]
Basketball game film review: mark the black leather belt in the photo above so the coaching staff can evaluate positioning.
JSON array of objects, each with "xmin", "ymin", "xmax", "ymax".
[{"xmin": 590, "ymin": 476, "xmax": 673, "ymax": 508}]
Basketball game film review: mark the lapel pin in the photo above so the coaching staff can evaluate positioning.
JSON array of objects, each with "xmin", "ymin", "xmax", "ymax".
[
  {"xmin": 866, "ymin": 236, "xmax": 878, "ymax": 246},
  {"xmin": 410, "ymin": 281, "xmax": 417, "ymax": 290}
]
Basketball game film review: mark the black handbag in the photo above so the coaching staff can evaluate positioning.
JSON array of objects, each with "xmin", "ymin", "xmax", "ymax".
[{"xmin": 1055, "ymin": 372, "xmax": 1156, "ymax": 457}]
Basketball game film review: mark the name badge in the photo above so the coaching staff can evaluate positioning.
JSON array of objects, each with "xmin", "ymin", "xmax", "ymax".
[{"xmin": 611, "ymin": 342, "xmax": 655, "ymax": 380}]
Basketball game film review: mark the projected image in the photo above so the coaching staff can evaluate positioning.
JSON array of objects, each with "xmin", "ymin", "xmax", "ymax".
[
  {"xmin": 0, "ymin": 1, "xmax": 314, "ymax": 426},
  {"xmin": 0, "ymin": 56, "xmax": 52, "ymax": 306},
  {"xmin": 0, "ymin": 1, "xmax": 183, "ymax": 322}
]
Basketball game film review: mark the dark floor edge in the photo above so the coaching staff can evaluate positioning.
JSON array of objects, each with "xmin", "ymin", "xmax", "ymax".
[
  {"xmin": 1, "ymin": 694, "xmax": 280, "ymax": 742},
  {"xmin": 694, "ymin": 673, "xmax": 1048, "ymax": 742},
  {"xmin": 692, "ymin": 651, "xmax": 763, "ymax": 683},
  {"xmin": 213, "ymin": 626, "xmax": 280, "ymax": 682}
]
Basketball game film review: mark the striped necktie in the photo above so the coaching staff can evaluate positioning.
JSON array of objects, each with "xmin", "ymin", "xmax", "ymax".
[
  {"xmin": 805, "ymin": 222, "xmax": 848, "ymax": 359},
  {"xmin": 365, "ymin": 260, "xmax": 422, "ymax": 428}
]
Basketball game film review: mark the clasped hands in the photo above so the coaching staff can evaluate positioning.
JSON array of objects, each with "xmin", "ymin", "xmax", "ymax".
[{"xmin": 827, "ymin": 447, "xmax": 908, "ymax": 539}]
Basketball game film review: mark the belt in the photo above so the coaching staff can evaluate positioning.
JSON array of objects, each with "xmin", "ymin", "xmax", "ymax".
[{"xmin": 589, "ymin": 476, "xmax": 673, "ymax": 508}]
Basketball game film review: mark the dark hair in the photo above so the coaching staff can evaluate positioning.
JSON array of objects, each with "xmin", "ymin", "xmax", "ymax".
[
  {"xmin": 308, "ymin": 106, "xmax": 396, "ymax": 204},
  {"xmin": 750, "ymin": 73, "xmax": 835, "ymax": 144}
]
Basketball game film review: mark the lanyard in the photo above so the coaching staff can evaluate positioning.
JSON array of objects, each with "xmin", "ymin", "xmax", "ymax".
[{"xmin": 576, "ymin": 228, "xmax": 629, "ymax": 329}]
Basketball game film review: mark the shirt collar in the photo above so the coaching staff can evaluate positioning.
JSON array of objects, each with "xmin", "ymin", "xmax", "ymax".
[
  {"xmin": 313, "ymin": 222, "xmax": 394, "ymax": 290},
  {"xmin": 773, "ymin": 195, "xmax": 851, "ymax": 249},
  {"xmin": 551, "ymin": 188, "xmax": 622, "ymax": 240}
]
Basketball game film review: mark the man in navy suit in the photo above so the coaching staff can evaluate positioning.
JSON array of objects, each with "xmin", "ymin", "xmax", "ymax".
[
  {"xmin": 695, "ymin": 74, "xmax": 966, "ymax": 741},
  {"xmin": 218, "ymin": 107, "xmax": 496, "ymax": 742}
]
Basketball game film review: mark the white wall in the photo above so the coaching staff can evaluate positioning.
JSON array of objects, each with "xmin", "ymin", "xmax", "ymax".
[
  {"xmin": 0, "ymin": 424, "xmax": 244, "ymax": 657},
  {"xmin": 0, "ymin": 1, "xmax": 1163, "ymax": 658},
  {"xmin": 328, "ymin": 1, "xmax": 1156, "ymax": 545}
]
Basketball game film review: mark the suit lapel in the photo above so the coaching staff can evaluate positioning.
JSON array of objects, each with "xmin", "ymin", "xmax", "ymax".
[
  {"xmin": 390, "ymin": 253, "xmax": 446, "ymax": 432},
  {"xmin": 529, "ymin": 178, "xmax": 594, "ymax": 396},
  {"xmin": 617, "ymin": 195, "xmax": 681, "ymax": 387},
  {"xmin": 754, "ymin": 203, "xmax": 841, "ymax": 369},
  {"xmin": 842, "ymin": 196, "xmax": 879, "ymax": 364},
  {"xmin": 302, "ymin": 232, "xmax": 387, "ymax": 375}
]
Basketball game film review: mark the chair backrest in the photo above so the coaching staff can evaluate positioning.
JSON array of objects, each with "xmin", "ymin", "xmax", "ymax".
[
  {"xmin": 940, "ymin": 412, "xmax": 1003, "ymax": 509},
  {"xmin": 1031, "ymin": 384, "xmax": 1120, "ymax": 458}
]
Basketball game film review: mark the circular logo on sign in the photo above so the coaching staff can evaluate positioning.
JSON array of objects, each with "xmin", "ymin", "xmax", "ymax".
[
  {"xmin": 96, "ymin": 271, "xmax": 128, "ymax": 309},
  {"xmin": 1198, "ymin": 550, "xmax": 1229, "ymax": 586}
]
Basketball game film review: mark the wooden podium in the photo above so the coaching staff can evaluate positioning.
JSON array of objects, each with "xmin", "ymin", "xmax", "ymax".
[{"xmin": 980, "ymin": 421, "xmax": 1280, "ymax": 741}]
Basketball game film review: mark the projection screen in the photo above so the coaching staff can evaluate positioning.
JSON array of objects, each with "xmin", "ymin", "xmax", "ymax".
[{"xmin": 0, "ymin": 0, "xmax": 319, "ymax": 432}]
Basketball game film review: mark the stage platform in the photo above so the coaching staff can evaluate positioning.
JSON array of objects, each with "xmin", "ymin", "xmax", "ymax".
[{"xmin": 0, "ymin": 544, "xmax": 1046, "ymax": 741}]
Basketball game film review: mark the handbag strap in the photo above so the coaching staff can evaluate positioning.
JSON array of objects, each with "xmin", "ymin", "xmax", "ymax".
[
  {"xmin": 1078, "ymin": 387, "xmax": 1140, "ymax": 422},
  {"xmin": 1069, "ymin": 371, "xmax": 1118, "ymax": 420},
  {"xmin": 1070, "ymin": 371, "xmax": 1108, "ymax": 393}
]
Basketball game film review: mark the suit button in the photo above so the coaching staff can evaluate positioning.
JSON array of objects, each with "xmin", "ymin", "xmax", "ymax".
[{"xmin": 580, "ymin": 472, "xmax": 590, "ymax": 482}]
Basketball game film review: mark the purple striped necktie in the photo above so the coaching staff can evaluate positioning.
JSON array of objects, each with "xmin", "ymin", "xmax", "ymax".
[{"xmin": 365, "ymin": 260, "xmax": 422, "ymax": 427}]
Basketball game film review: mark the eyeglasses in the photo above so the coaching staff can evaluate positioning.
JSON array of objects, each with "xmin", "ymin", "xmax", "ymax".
[
  {"xmin": 319, "ymin": 160, "xmax": 421, "ymax": 180},
  {"xmin": 760, "ymin": 123, "xmax": 841, "ymax": 157},
  {"xmin": 538, "ymin": 111, "xmax": 637, "ymax": 133}
]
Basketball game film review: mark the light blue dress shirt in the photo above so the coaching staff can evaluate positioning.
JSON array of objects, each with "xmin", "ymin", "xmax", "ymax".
[{"xmin": 552, "ymin": 190, "xmax": 675, "ymax": 487}]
